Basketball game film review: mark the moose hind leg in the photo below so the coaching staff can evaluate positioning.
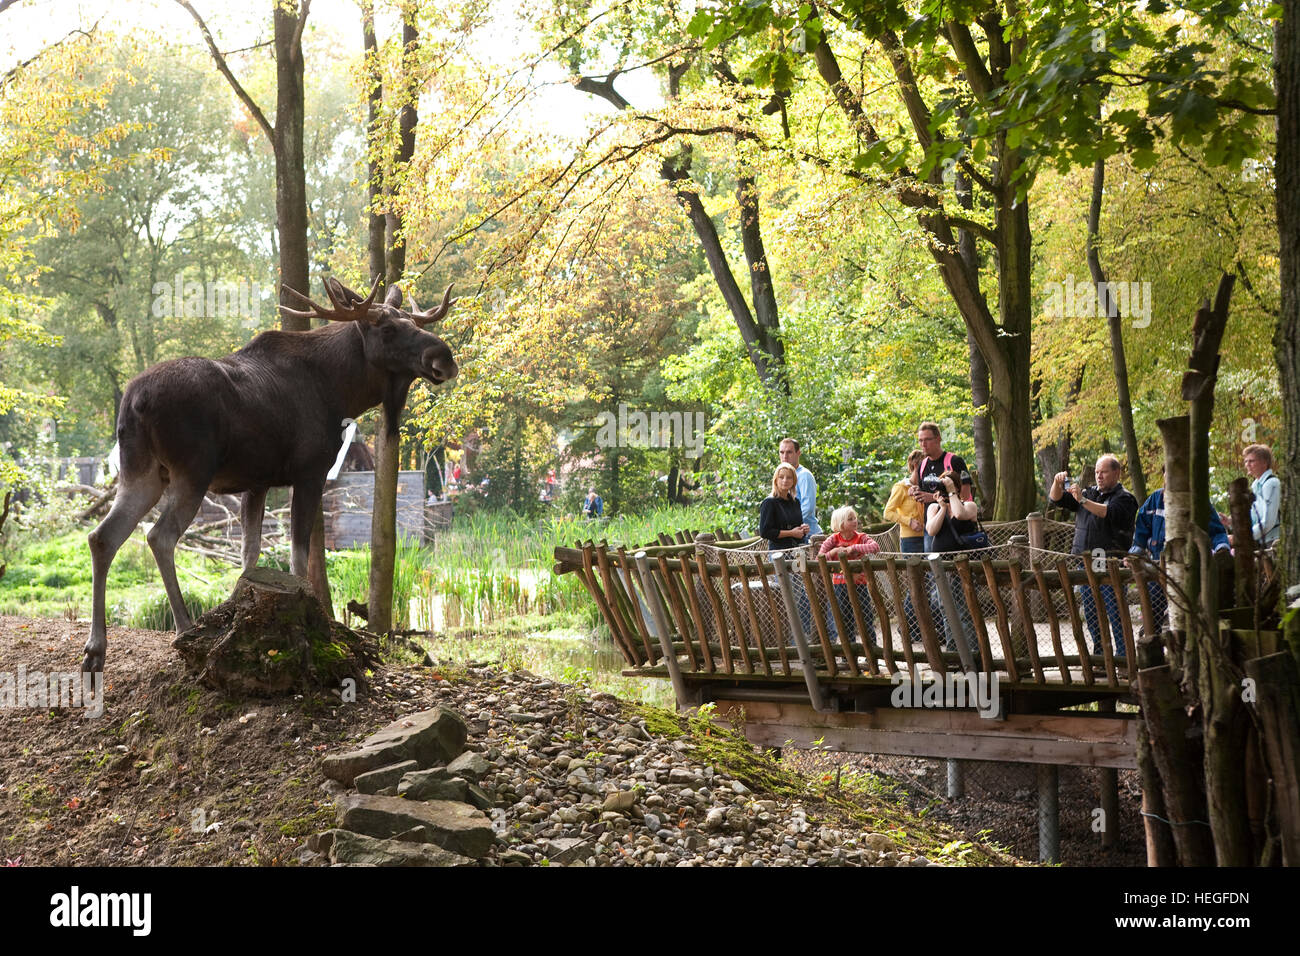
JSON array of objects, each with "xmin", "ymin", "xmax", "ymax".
[
  {"xmin": 86, "ymin": 468, "xmax": 165, "ymax": 673},
  {"xmin": 240, "ymin": 488, "xmax": 267, "ymax": 571},
  {"xmin": 146, "ymin": 478, "xmax": 209, "ymax": 634},
  {"xmin": 289, "ymin": 478, "xmax": 325, "ymax": 581}
]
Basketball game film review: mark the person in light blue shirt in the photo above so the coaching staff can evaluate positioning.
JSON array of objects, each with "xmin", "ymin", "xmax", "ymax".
[
  {"xmin": 779, "ymin": 437, "xmax": 820, "ymax": 539},
  {"xmin": 1244, "ymin": 444, "xmax": 1280, "ymax": 546}
]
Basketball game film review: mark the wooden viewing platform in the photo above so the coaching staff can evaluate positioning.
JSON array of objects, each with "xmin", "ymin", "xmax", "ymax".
[{"xmin": 555, "ymin": 518, "xmax": 1152, "ymax": 860}]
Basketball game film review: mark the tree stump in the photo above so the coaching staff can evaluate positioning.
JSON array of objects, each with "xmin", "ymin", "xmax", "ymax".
[{"xmin": 174, "ymin": 567, "xmax": 377, "ymax": 697}]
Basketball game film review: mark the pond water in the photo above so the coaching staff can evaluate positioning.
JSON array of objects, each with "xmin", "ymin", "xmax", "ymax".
[{"xmin": 403, "ymin": 568, "xmax": 676, "ymax": 709}]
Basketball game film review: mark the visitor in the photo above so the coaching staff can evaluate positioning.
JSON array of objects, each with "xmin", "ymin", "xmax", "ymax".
[
  {"xmin": 758, "ymin": 463, "xmax": 808, "ymax": 549},
  {"xmin": 883, "ymin": 449, "xmax": 927, "ymax": 644},
  {"xmin": 759, "ymin": 462, "xmax": 813, "ymax": 639},
  {"xmin": 1127, "ymin": 474, "xmax": 1230, "ymax": 632},
  {"xmin": 1049, "ymin": 455, "xmax": 1139, "ymax": 658},
  {"xmin": 778, "ymin": 438, "xmax": 821, "ymax": 537},
  {"xmin": 910, "ymin": 421, "xmax": 974, "ymax": 511},
  {"xmin": 1224, "ymin": 444, "xmax": 1280, "ymax": 549},
  {"xmin": 921, "ymin": 469, "xmax": 981, "ymax": 654},
  {"xmin": 818, "ymin": 505, "xmax": 880, "ymax": 645},
  {"xmin": 582, "ymin": 488, "xmax": 603, "ymax": 518}
]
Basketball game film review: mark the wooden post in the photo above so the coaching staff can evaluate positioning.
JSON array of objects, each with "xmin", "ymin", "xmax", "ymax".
[
  {"xmin": 1227, "ymin": 476, "xmax": 1258, "ymax": 611},
  {"xmin": 772, "ymin": 551, "xmax": 827, "ymax": 712},
  {"xmin": 1026, "ymin": 511, "xmax": 1045, "ymax": 553},
  {"xmin": 1137, "ymin": 663, "xmax": 1215, "ymax": 865},
  {"xmin": 929, "ymin": 554, "xmax": 974, "ymax": 671},
  {"xmin": 635, "ymin": 551, "xmax": 688, "ymax": 711},
  {"xmin": 1243, "ymin": 651, "xmax": 1300, "ymax": 865}
]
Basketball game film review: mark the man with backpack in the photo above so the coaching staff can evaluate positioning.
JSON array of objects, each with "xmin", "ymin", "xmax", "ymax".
[{"xmin": 909, "ymin": 421, "xmax": 975, "ymax": 510}]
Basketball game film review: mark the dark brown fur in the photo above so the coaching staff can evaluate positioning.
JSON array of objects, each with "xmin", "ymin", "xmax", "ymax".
[{"xmin": 84, "ymin": 281, "xmax": 456, "ymax": 672}]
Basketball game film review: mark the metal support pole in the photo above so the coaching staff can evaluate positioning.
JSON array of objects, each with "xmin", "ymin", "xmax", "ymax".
[
  {"xmin": 947, "ymin": 759, "xmax": 965, "ymax": 799},
  {"xmin": 772, "ymin": 551, "xmax": 827, "ymax": 713},
  {"xmin": 1099, "ymin": 699, "xmax": 1119, "ymax": 848},
  {"xmin": 1038, "ymin": 763, "xmax": 1060, "ymax": 864}
]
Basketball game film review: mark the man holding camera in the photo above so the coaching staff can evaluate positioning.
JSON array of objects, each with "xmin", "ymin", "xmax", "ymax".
[{"xmin": 1050, "ymin": 455, "xmax": 1139, "ymax": 658}]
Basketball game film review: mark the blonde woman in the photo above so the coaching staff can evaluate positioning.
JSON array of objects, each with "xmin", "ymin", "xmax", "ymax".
[
  {"xmin": 884, "ymin": 449, "xmax": 927, "ymax": 553},
  {"xmin": 759, "ymin": 462, "xmax": 809, "ymax": 550}
]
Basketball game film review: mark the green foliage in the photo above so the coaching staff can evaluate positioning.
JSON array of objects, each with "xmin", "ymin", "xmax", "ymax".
[{"xmin": 0, "ymin": 530, "xmax": 239, "ymax": 625}]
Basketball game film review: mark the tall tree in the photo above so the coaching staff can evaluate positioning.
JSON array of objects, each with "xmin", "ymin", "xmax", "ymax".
[
  {"xmin": 1277, "ymin": 0, "xmax": 1300, "ymax": 609},
  {"xmin": 177, "ymin": 0, "xmax": 333, "ymax": 610}
]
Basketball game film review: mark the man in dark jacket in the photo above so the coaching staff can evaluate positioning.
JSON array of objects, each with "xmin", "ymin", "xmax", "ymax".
[{"xmin": 1049, "ymin": 455, "xmax": 1139, "ymax": 658}]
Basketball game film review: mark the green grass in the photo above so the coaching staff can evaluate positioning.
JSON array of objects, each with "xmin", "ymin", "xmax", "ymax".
[
  {"xmin": 0, "ymin": 530, "xmax": 241, "ymax": 626},
  {"xmin": 0, "ymin": 505, "xmax": 727, "ymax": 693}
]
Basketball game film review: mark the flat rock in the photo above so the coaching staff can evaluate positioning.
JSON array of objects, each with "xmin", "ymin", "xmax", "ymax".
[
  {"xmin": 447, "ymin": 751, "xmax": 492, "ymax": 782},
  {"xmin": 329, "ymin": 829, "xmax": 474, "ymax": 867},
  {"xmin": 322, "ymin": 708, "xmax": 466, "ymax": 785},
  {"xmin": 337, "ymin": 793, "xmax": 495, "ymax": 859},
  {"xmin": 400, "ymin": 772, "xmax": 470, "ymax": 803},
  {"xmin": 354, "ymin": 760, "xmax": 420, "ymax": 795}
]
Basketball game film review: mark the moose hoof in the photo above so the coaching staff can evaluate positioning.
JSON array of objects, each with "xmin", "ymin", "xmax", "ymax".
[{"xmin": 81, "ymin": 639, "xmax": 106, "ymax": 674}]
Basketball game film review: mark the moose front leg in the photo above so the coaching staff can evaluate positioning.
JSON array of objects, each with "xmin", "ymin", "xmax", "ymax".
[
  {"xmin": 289, "ymin": 477, "xmax": 326, "ymax": 581},
  {"xmin": 240, "ymin": 487, "xmax": 268, "ymax": 571}
]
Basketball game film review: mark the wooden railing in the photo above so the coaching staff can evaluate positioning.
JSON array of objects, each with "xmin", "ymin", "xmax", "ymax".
[{"xmin": 555, "ymin": 523, "xmax": 1159, "ymax": 703}]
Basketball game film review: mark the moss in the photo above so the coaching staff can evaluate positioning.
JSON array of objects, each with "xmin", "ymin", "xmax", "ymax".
[
  {"xmin": 276, "ymin": 805, "xmax": 336, "ymax": 838},
  {"xmin": 628, "ymin": 701, "xmax": 1020, "ymax": 866}
]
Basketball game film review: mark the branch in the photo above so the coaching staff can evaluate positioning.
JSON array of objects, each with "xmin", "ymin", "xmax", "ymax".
[
  {"xmin": 946, "ymin": 214, "xmax": 996, "ymax": 243},
  {"xmin": 289, "ymin": 0, "xmax": 311, "ymax": 65},
  {"xmin": 174, "ymin": 0, "xmax": 274, "ymax": 143},
  {"xmin": 1, "ymin": 22, "xmax": 99, "ymax": 86},
  {"xmin": 572, "ymin": 72, "xmax": 631, "ymax": 111},
  {"xmin": 945, "ymin": 20, "xmax": 995, "ymax": 100}
]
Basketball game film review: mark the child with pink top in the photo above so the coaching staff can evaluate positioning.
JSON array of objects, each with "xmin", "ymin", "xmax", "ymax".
[{"xmin": 817, "ymin": 505, "xmax": 880, "ymax": 645}]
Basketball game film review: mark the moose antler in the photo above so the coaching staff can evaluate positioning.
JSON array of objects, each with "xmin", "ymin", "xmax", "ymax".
[
  {"xmin": 280, "ymin": 276, "xmax": 384, "ymax": 323},
  {"xmin": 407, "ymin": 284, "xmax": 456, "ymax": 327}
]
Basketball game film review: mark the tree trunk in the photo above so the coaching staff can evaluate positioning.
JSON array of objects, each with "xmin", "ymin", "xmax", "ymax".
[
  {"xmin": 384, "ymin": 12, "xmax": 418, "ymax": 285},
  {"xmin": 362, "ymin": 0, "xmax": 386, "ymax": 284},
  {"xmin": 368, "ymin": 7, "xmax": 419, "ymax": 631},
  {"xmin": 1275, "ymin": 1, "xmax": 1300, "ymax": 607},
  {"xmin": 571, "ymin": 72, "xmax": 788, "ymax": 393},
  {"xmin": 273, "ymin": 2, "xmax": 309, "ymax": 319},
  {"xmin": 367, "ymin": 412, "xmax": 399, "ymax": 634},
  {"xmin": 1088, "ymin": 158, "xmax": 1146, "ymax": 501},
  {"xmin": 736, "ymin": 174, "xmax": 785, "ymax": 375},
  {"xmin": 957, "ymin": 169, "xmax": 996, "ymax": 517}
]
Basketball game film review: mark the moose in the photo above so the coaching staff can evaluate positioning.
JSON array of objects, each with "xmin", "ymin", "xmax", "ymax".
[{"xmin": 83, "ymin": 277, "xmax": 457, "ymax": 673}]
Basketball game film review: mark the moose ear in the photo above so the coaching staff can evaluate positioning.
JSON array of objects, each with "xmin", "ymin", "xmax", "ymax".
[{"xmin": 383, "ymin": 284, "xmax": 403, "ymax": 310}]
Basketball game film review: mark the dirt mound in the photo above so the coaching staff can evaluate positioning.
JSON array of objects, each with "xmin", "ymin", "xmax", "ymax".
[{"xmin": 0, "ymin": 616, "xmax": 431, "ymax": 866}]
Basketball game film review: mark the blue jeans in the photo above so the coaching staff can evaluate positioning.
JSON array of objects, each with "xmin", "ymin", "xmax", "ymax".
[
  {"xmin": 899, "ymin": 536, "xmax": 924, "ymax": 644},
  {"xmin": 828, "ymin": 582, "xmax": 877, "ymax": 647},
  {"xmin": 1078, "ymin": 583, "xmax": 1127, "ymax": 658}
]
